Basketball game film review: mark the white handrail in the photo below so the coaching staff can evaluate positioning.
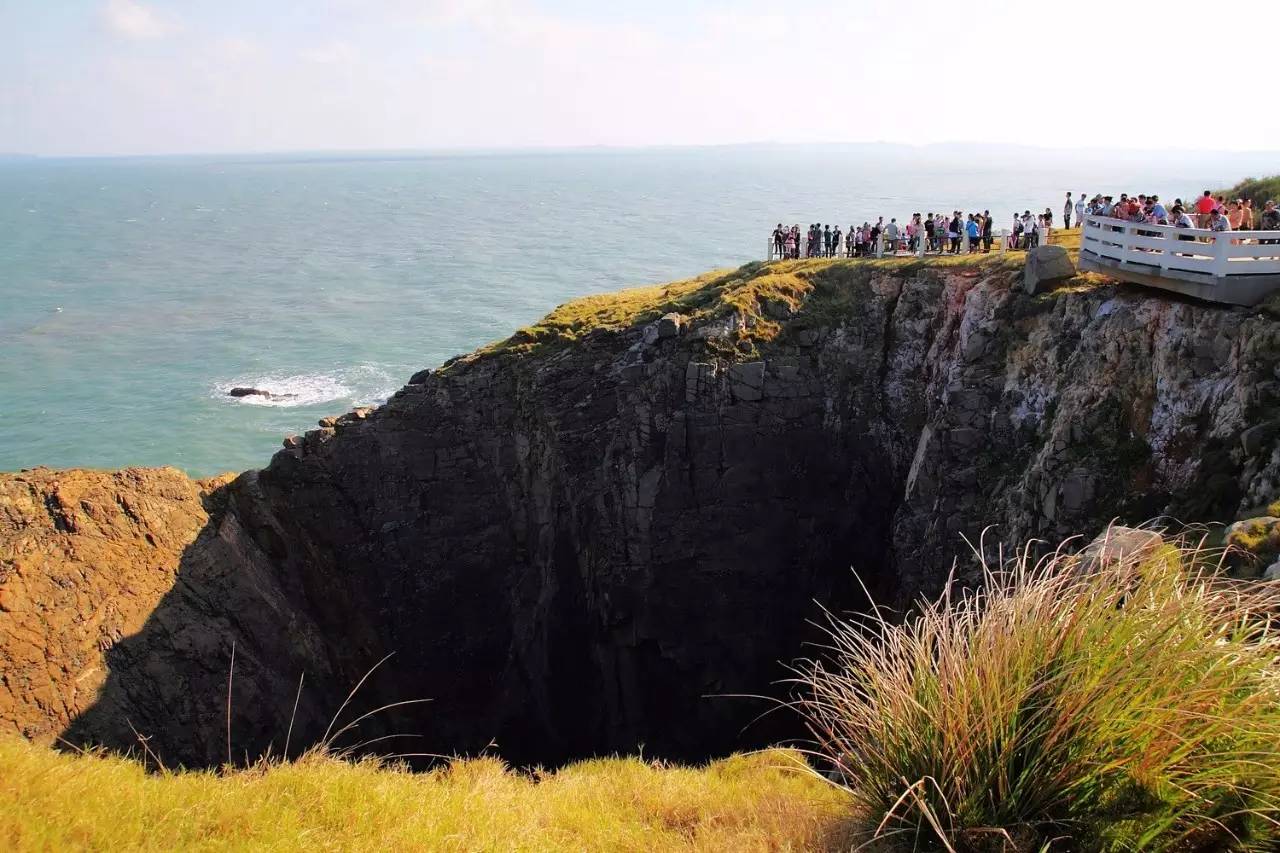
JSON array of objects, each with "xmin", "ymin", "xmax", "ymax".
[{"xmin": 1080, "ymin": 215, "xmax": 1280, "ymax": 280}]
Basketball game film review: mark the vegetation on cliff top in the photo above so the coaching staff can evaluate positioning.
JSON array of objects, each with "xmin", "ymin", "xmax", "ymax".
[
  {"xmin": 1221, "ymin": 176, "xmax": 1280, "ymax": 209},
  {"xmin": 803, "ymin": 530, "xmax": 1280, "ymax": 851},
  {"xmin": 471, "ymin": 231, "xmax": 1080, "ymax": 363},
  {"xmin": 0, "ymin": 742, "xmax": 848, "ymax": 851}
]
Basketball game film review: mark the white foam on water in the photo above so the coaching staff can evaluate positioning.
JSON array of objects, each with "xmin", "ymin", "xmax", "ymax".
[{"xmin": 212, "ymin": 364, "xmax": 400, "ymax": 409}]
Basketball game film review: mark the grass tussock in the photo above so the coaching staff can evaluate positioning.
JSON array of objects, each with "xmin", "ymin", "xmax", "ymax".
[
  {"xmin": 801, "ymin": 530, "xmax": 1280, "ymax": 852},
  {"xmin": 0, "ymin": 740, "xmax": 850, "ymax": 852}
]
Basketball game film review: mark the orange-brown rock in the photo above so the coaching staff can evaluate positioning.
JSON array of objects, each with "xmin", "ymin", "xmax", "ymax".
[
  {"xmin": 0, "ymin": 468, "xmax": 223, "ymax": 741},
  {"xmin": 1, "ymin": 467, "xmax": 338, "ymax": 766}
]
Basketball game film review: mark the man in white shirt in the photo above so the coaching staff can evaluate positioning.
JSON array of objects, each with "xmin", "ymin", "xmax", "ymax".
[{"xmin": 1075, "ymin": 194, "xmax": 1086, "ymax": 229}]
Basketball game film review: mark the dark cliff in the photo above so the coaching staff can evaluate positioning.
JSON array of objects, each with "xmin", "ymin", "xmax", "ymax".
[{"xmin": 5, "ymin": 256, "xmax": 1280, "ymax": 768}]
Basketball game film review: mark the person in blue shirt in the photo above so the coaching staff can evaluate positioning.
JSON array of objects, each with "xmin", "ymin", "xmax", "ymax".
[
  {"xmin": 1150, "ymin": 195, "xmax": 1168, "ymax": 223},
  {"xmin": 965, "ymin": 215, "xmax": 981, "ymax": 253}
]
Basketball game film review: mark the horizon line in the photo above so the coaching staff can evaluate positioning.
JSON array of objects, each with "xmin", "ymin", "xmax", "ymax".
[{"xmin": 6, "ymin": 140, "xmax": 1280, "ymax": 162}]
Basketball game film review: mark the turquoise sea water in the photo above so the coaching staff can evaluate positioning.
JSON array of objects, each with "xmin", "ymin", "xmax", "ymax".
[{"xmin": 0, "ymin": 146, "xmax": 1272, "ymax": 476}]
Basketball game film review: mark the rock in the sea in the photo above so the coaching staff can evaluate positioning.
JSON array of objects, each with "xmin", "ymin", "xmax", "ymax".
[
  {"xmin": 1023, "ymin": 245, "xmax": 1076, "ymax": 295},
  {"xmin": 229, "ymin": 387, "xmax": 296, "ymax": 401}
]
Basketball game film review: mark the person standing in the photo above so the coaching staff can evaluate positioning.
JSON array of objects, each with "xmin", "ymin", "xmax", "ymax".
[
  {"xmin": 1063, "ymin": 192, "xmax": 1074, "ymax": 229},
  {"xmin": 884, "ymin": 218, "xmax": 900, "ymax": 253},
  {"xmin": 1195, "ymin": 190, "xmax": 1217, "ymax": 228},
  {"xmin": 981, "ymin": 209, "xmax": 994, "ymax": 252},
  {"xmin": 1260, "ymin": 200, "xmax": 1279, "ymax": 246},
  {"xmin": 1075, "ymin": 193, "xmax": 1086, "ymax": 229},
  {"xmin": 965, "ymin": 214, "xmax": 980, "ymax": 253}
]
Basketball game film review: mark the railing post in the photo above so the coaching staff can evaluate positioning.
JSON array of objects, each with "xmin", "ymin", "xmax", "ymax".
[
  {"xmin": 875, "ymin": 234, "xmax": 884, "ymax": 258},
  {"xmin": 916, "ymin": 226, "xmax": 925, "ymax": 258},
  {"xmin": 1212, "ymin": 231, "xmax": 1229, "ymax": 279},
  {"xmin": 998, "ymin": 229, "xmax": 1006, "ymax": 255}
]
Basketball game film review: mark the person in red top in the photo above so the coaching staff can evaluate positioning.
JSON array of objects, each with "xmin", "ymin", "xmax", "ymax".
[{"xmin": 1195, "ymin": 190, "xmax": 1216, "ymax": 227}]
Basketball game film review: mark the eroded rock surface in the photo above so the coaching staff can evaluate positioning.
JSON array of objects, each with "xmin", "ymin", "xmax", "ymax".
[{"xmin": 5, "ymin": 260, "xmax": 1280, "ymax": 768}]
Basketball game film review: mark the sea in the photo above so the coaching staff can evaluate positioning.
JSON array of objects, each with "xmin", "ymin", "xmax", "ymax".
[{"xmin": 2, "ymin": 145, "xmax": 1275, "ymax": 477}]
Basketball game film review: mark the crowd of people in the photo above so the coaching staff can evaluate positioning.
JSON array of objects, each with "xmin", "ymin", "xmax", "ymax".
[
  {"xmin": 1066, "ymin": 189, "xmax": 1280, "ymax": 235},
  {"xmin": 770, "ymin": 189, "xmax": 1280, "ymax": 261},
  {"xmin": 771, "ymin": 211, "xmax": 1010, "ymax": 260}
]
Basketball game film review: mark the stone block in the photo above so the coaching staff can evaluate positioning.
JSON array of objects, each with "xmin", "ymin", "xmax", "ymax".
[{"xmin": 1023, "ymin": 245, "xmax": 1076, "ymax": 295}]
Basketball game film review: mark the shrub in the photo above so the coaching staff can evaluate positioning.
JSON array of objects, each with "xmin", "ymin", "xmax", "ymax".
[{"xmin": 799, "ymin": 529, "xmax": 1280, "ymax": 852}]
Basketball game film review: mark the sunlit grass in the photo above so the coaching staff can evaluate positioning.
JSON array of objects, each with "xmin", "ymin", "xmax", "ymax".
[
  {"xmin": 800, "ymin": 530, "xmax": 1280, "ymax": 851},
  {"xmin": 0, "ymin": 740, "xmax": 851, "ymax": 852}
]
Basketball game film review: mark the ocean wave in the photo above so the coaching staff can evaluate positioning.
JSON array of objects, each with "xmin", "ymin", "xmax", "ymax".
[{"xmin": 212, "ymin": 365, "xmax": 400, "ymax": 408}]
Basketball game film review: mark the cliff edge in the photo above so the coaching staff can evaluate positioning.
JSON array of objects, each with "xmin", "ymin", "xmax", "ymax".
[{"xmin": 5, "ymin": 253, "xmax": 1280, "ymax": 767}]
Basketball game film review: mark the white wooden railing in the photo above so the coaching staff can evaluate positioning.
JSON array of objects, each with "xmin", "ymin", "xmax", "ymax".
[{"xmin": 1080, "ymin": 216, "xmax": 1280, "ymax": 279}]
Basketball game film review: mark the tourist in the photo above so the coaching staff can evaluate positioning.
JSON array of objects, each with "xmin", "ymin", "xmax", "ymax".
[
  {"xmin": 784, "ymin": 227, "xmax": 796, "ymax": 259},
  {"xmin": 965, "ymin": 214, "xmax": 980, "ymax": 253},
  {"xmin": 1171, "ymin": 206, "xmax": 1195, "ymax": 229},
  {"xmin": 1075, "ymin": 193, "xmax": 1087, "ymax": 229},
  {"xmin": 1210, "ymin": 208, "xmax": 1231, "ymax": 232},
  {"xmin": 1260, "ymin": 201, "xmax": 1279, "ymax": 245},
  {"xmin": 1194, "ymin": 191, "xmax": 1217, "ymax": 227},
  {"xmin": 884, "ymin": 218, "xmax": 899, "ymax": 253},
  {"xmin": 1063, "ymin": 192, "xmax": 1074, "ymax": 229},
  {"xmin": 947, "ymin": 212, "xmax": 960, "ymax": 254},
  {"xmin": 1150, "ymin": 195, "xmax": 1167, "ymax": 223},
  {"xmin": 831, "ymin": 224, "xmax": 842, "ymax": 258},
  {"xmin": 1228, "ymin": 201, "xmax": 1243, "ymax": 231},
  {"xmin": 1242, "ymin": 199, "xmax": 1255, "ymax": 231},
  {"xmin": 982, "ymin": 210, "xmax": 993, "ymax": 252},
  {"xmin": 1021, "ymin": 211, "xmax": 1036, "ymax": 249}
]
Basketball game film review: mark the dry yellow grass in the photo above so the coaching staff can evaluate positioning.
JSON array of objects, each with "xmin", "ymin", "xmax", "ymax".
[{"xmin": 0, "ymin": 739, "xmax": 851, "ymax": 852}]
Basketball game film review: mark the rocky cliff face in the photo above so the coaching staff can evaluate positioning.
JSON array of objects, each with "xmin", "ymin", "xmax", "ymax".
[{"xmin": 4, "ymin": 257, "xmax": 1280, "ymax": 768}]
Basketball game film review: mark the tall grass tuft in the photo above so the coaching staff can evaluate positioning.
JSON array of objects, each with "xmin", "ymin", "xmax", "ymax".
[{"xmin": 800, "ymin": 529, "xmax": 1280, "ymax": 852}]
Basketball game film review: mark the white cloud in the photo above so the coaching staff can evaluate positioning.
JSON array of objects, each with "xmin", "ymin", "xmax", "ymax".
[
  {"xmin": 300, "ymin": 41, "xmax": 358, "ymax": 65},
  {"xmin": 101, "ymin": 0, "xmax": 178, "ymax": 40}
]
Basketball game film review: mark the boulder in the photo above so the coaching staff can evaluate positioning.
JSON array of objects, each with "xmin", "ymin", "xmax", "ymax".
[
  {"xmin": 1076, "ymin": 526, "xmax": 1165, "ymax": 574},
  {"xmin": 657, "ymin": 312, "xmax": 685, "ymax": 338},
  {"xmin": 1023, "ymin": 245, "xmax": 1075, "ymax": 295},
  {"xmin": 1225, "ymin": 516, "xmax": 1280, "ymax": 576}
]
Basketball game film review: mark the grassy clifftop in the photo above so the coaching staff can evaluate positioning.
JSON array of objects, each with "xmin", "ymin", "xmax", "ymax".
[
  {"xmin": 473, "ymin": 239, "xmax": 1059, "ymax": 363},
  {"xmin": 0, "ymin": 742, "xmax": 847, "ymax": 851}
]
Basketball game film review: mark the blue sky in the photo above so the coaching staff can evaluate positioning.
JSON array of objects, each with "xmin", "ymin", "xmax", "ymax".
[{"xmin": 3, "ymin": 0, "xmax": 1278, "ymax": 156}]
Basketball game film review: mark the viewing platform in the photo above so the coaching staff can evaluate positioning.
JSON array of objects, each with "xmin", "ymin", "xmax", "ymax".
[{"xmin": 1079, "ymin": 215, "xmax": 1280, "ymax": 306}]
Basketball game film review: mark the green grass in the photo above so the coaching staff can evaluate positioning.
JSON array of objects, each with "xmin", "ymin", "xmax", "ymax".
[
  {"xmin": 468, "ymin": 244, "xmax": 1040, "ymax": 363},
  {"xmin": 799, "ymin": 530, "xmax": 1280, "ymax": 852},
  {"xmin": 0, "ymin": 741, "xmax": 851, "ymax": 852}
]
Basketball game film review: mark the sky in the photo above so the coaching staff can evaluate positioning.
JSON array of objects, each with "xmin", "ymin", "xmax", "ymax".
[{"xmin": 3, "ymin": 0, "xmax": 1279, "ymax": 157}]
